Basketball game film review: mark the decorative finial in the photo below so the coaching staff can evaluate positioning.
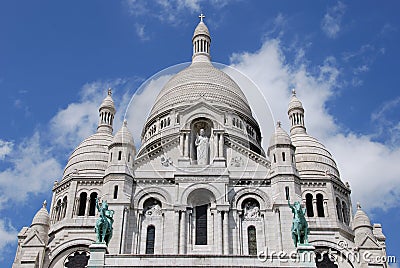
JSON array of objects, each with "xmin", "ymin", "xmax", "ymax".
[
  {"xmin": 199, "ymin": 13, "xmax": 205, "ymax": 22},
  {"xmin": 276, "ymin": 121, "xmax": 282, "ymax": 127},
  {"xmin": 108, "ymin": 88, "xmax": 112, "ymax": 96},
  {"xmin": 292, "ymin": 88, "xmax": 296, "ymax": 96},
  {"xmin": 43, "ymin": 200, "xmax": 47, "ymax": 208},
  {"xmin": 357, "ymin": 202, "xmax": 361, "ymax": 210},
  {"xmin": 123, "ymin": 119, "xmax": 127, "ymax": 126}
]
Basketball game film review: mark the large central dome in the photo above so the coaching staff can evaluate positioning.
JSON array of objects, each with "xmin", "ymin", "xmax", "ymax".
[{"xmin": 149, "ymin": 61, "xmax": 252, "ymax": 117}]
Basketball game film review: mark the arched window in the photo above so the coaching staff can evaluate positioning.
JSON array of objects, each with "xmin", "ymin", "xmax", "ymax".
[
  {"xmin": 113, "ymin": 185, "xmax": 118, "ymax": 199},
  {"xmin": 62, "ymin": 196, "xmax": 68, "ymax": 219},
  {"xmin": 118, "ymin": 151, "xmax": 122, "ymax": 161},
  {"xmin": 336, "ymin": 198, "xmax": 342, "ymax": 222},
  {"xmin": 110, "ymin": 152, "xmax": 113, "ymax": 162},
  {"xmin": 248, "ymin": 226, "xmax": 257, "ymax": 255},
  {"xmin": 88, "ymin": 192, "xmax": 97, "ymax": 216},
  {"xmin": 306, "ymin": 193, "xmax": 314, "ymax": 217},
  {"xmin": 316, "ymin": 194, "xmax": 325, "ymax": 217},
  {"xmin": 273, "ymin": 154, "xmax": 276, "ymax": 163},
  {"xmin": 56, "ymin": 199, "xmax": 62, "ymax": 221},
  {"xmin": 342, "ymin": 201, "xmax": 349, "ymax": 225},
  {"xmin": 145, "ymin": 225, "xmax": 155, "ymax": 254},
  {"xmin": 282, "ymin": 152, "xmax": 286, "ymax": 162},
  {"xmin": 195, "ymin": 204, "xmax": 208, "ymax": 245},
  {"xmin": 78, "ymin": 192, "xmax": 87, "ymax": 216}
]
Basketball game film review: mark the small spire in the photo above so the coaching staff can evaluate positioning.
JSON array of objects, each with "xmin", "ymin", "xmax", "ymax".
[
  {"xmin": 43, "ymin": 200, "xmax": 47, "ymax": 208},
  {"xmin": 108, "ymin": 88, "xmax": 112, "ymax": 96},
  {"xmin": 123, "ymin": 119, "xmax": 128, "ymax": 126},
  {"xmin": 276, "ymin": 121, "xmax": 282, "ymax": 128},
  {"xmin": 291, "ymin": 88, "xmax": 296, "ymax": 96},
  {"xmin": 199, "ymin": 13, "xmax": 205, "ymax": 22},
  {"xmin": 357, "ymin": 202, "xmax": 361, "ymax": 210}
]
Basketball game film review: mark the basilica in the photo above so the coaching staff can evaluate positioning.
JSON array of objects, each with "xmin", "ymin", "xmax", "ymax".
[{"xmin": 13, "ymin": 16, "xmax": 388, "ymax": 268}]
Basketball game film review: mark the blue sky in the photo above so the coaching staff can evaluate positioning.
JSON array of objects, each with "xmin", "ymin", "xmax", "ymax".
[{"xmin": 1, "ymin": 0, "xmax": 399, "ymax": 266}]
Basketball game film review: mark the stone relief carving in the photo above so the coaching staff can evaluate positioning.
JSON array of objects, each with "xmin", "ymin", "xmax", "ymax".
[
  {"xmin": 144, "ymin": 200, "xmax": 162, "ymax": 217},
  {"xmin": 160, "ymin": 154, "xmax": 173, "ymax": 167},
  {"xmin": 243, "ymin": 200, "xmax": 260, "ymax": 220},
  {"xmin": 230, "ymin": 156, "xmax": 244, "ymax": 167}
]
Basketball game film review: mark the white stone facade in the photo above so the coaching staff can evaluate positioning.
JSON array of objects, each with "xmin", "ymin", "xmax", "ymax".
[{"xmin": 13, "ymin": 17, "xmax": 389, "ymax": 268}]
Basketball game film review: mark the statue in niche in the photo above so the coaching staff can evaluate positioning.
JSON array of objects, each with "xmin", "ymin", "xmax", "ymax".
[
  {"xmin": 195, "ymin": 128, "xmax": 209, "ymax": 165},
  {"xmin": 145, "ymin": 200, "xmax": 162, "ymax": 217},
  {"xmin": 244, "ymin": 200, "xmax": 260, "ymax": 219}
]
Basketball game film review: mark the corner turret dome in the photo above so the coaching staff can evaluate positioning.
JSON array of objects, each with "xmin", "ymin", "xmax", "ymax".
[
  {"xmin": 353, "ymin": 202, "xmax": 372, "ymax": 230},
  {"xmin": 269, "ymin": 121, "xmax": 291, "ymax": 147},
  {"xmin": 31, "ymin": 201, "xmax": 50, "ymax": 227},
  {"xmin": 111, "ymin": 120, "xmax": 135, "ymax": 147}
]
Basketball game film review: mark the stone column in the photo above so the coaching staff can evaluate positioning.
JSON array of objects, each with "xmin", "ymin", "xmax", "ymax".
[
  {"xmin": 214, "ymin": 132, "xmax": 219, "ymax": 158},
  {"xmin": 180, "ymin": 132, "xmax": 184, "ymax": 156},
  {"xmin": 136, "ymin": 212, "xmax": 143, "ymax": 254},
  {"xmin": 216, "ymin": 211, "xmax": 223, "ymax": 254},
  {"xmin": 313, "ymin": 200, "xmax": 318, "ymax": 217},
  {"xmin": 223, "ymin": 211, "xmax": 229, "ymax": 254},
  {"xmin": 232, "ymin": 210, "xmax": 238, "ymax": 255},
  {"xmin": 179, "ymin": 210, "xmax": 187, "ymax": 254},
  {"xmin": 323, "ymin": 201, "xmax": 329, "ymax": 217},
  {"xmin": 219, "ymin": 133, "xmax": 224, "ymax": 158},
  {"xmin": 85, "ymin": 199, "xmax": 91, "ymax": 216},
  {"xmin": 238, "ymin": 211, "xmax": 243, "ymax": 255},
  {"xmin": 120, "ymin": 207, "xmax": 129, "ymax": 254},
  {"xmin": 184, "ymin": 133, "xmax": 189, "ymax": 158},
  {"xmin": 275, "ymin": 208, "xmax": 283, "ymax": 252},
  {"xmin": 174, "ymin": 210, "xmax": 180, "ymax": 254}
]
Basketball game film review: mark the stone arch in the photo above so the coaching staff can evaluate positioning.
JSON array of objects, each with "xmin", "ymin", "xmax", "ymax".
[
  {"xmin": 48, "ymin": 239, "xmax": 94, "ymax": 268},
  {"xmin": 311, "ymin": 240, "xmax": 355, "ymax": 268},
  {"xmin": 180, "ymin": 183, "xmax": 222, "ymax": 206},
  {"xmin": 133, "ymin": 187, "xmax": 172, "ymax": 209},
  {"xmin": 231, "ymin": 187, "xmax": 272, "ymax": 210}
]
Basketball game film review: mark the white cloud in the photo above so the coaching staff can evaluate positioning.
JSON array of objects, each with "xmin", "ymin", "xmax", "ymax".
[
  {"xmin": 321, "ymin": 1, "xmax": 346, "ymax": 38},
  {"xmin": 135, "ymin": 23, "xmax": 150, "ymax": 41},
  {"xmin": 0, "ymin": 140, "xmax": 13, "ymax": 160},
  {"xmin": 0, "ymin": 219, "xmax": 17, "ymax": 261},
  {"xmin": 49, "ymin": 79, "xmax": 128, "ymax": 150},
  {"xmin": 125, "ymin": 74, "xmax": 173, "ymax": 146},
  {"xmin": 0, "ymin": 132, "xmax": 62, "ymax": 206}
]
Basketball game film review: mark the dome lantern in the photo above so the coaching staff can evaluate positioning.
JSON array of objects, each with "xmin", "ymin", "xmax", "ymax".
[
  {"xmin": 192, "ymin": 13, "xmax": 211, "ymax": 63},
  {"xmin": 288, "ymin": 89, "xmax": 306, "ymax": 135},
  {"xmin": 97, "ymin": 88, "xmax": 116, "ymax": 134}
]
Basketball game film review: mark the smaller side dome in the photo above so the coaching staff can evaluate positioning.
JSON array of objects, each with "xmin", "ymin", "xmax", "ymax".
[
  {"xmin": 111, "ymin": 120, "xmax": 135, "ymax": 146},
  {"xmin": 269, "ymin": 121, "xmax": 291, "ymax": 147},
  {"xmin": 31, "ymin": 201, "xmax": 50, "ymax": 227},
  {"xmin": 353, "ymin": 202, "xmax": 372, "ymax": 230}
]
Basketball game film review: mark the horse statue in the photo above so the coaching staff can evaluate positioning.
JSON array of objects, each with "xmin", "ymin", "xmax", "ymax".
[
  {"xmin": 95, "ymin": 198, "xmax": 114, "ymax": 245},
  {"xmin": 288, "ymin": 197, "xmax": 309, "ymax": 247}
]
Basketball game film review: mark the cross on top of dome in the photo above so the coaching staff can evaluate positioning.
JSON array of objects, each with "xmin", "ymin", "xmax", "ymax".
[{"xmin": 199, "ymin": 13, "xmax": 205, "ymax": 22}]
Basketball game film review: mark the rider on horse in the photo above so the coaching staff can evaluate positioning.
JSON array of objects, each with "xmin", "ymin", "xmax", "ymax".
[
  {"xmin": 95, "ymin": 198, "xmax": 114, "ymax": 245},
  {"xmin": 288, "ymin": 197, "xmax": 309, "ymax": 247}
]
